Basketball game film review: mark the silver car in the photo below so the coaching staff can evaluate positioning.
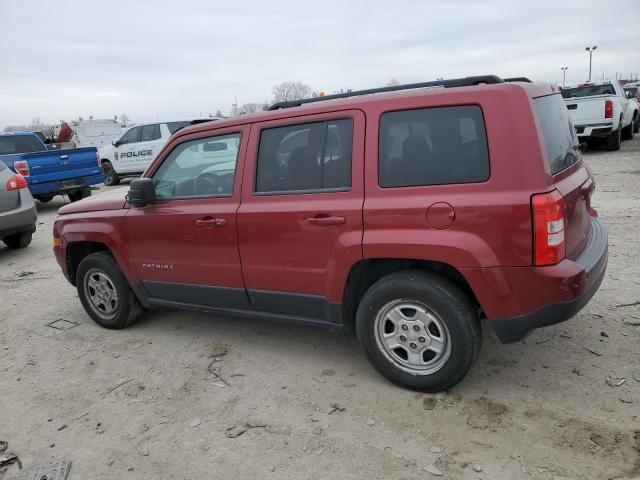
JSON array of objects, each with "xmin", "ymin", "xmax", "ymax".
[{"xmin": 0, "ymin": 161, "xmax": 36, "ymax": 249}]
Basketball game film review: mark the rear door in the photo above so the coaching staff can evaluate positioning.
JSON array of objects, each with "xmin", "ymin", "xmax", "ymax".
[
  {"xmin": 237, "ymin": 110, "xmax": 365, "ymax": 322},
  {"xmin": 534, "ymin": 93, "xmax": 593, "ymax": 259}
]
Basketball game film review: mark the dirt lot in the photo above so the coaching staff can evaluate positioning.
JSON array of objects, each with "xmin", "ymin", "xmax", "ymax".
[{"xmin": 1, "ymin": 138, "xmax": 639, "ymax": 480}]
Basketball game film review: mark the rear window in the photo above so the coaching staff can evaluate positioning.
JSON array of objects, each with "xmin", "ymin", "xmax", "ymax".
[
  {"xmin": 379, "ymin": 105, "xmax": 490, "ymax": 187},
  {"xmin": 534, "ymin": 94, "xmax": 580, "ymax": 175},
  {"xmin": 0, "ymin": 135, "xmax": 44, "ymax": 155},
  {"xmin": 561, "ymin": 84, "xmax": 615, "ymax": 98}
]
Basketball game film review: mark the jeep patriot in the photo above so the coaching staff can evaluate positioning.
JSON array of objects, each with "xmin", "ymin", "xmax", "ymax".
[{"xmin": 53, "ymin": 75, "xmax": 608, "ymax": 391}]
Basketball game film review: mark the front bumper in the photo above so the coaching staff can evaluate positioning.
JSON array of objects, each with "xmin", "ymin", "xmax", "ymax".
[{"xmin": 489, "ymin": 217, "xmax": 608, "ymax": 343}]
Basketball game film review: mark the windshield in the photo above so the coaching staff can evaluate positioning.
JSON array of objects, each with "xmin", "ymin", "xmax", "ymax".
[{"xmin": 561, "ymin": 84, "xmax": 615, "ymax": 99}]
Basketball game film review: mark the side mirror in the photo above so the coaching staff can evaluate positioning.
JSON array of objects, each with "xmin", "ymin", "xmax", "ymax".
[
  {"xmin": 127, "ymin": 178, "xmax": 156, "ymax": 207},
  {"xmin": 112, "ymin": 139, "xmax": 120, "ymax": 147}
]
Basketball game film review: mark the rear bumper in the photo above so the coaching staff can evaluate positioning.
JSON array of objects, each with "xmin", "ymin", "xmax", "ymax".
[
  {"xmin": 0, "ymin": 189, "xmax": 37, "ymax": 239},
  {"xmin": 575, "ymin": 122, "xmax": 614, "ymax": 138},
  {"xmin": 29, "ymin": 173, "xmax": 105, "ymax": 196},
  {"xmin": 463, "ymin": 217, "xmax": 608, "ymax": 343}
]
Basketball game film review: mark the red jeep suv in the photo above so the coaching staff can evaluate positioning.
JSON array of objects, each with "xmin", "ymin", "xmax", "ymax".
[{"xmin": 53, "ymin": 76, "xmax": 608, "ymax": 392}]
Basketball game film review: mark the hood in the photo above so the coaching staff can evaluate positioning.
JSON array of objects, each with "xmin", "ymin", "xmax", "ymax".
[{"xmin": 59, "ymin": 187, "xmax": 128, "ymax": 215}]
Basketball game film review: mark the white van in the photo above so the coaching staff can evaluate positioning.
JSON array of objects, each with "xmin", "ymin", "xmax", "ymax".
[{"xmin": 99, "ymin": 120, "xmax": 214, "ymax": 185}]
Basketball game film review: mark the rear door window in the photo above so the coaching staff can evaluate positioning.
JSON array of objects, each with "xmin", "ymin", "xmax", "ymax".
[
  {"xmin": 378, "ymin": 105, "xmax": 490, "ymax": 187},
  {"xmin": 140, "ymin": 124, "xmax": 160, "ymax": 142},
  {"xmin": 534, "ymin": 94, "xmax": 580, "ymax": 175},
  {"xmin": 167, "ymin": 122, "xmax": 191, "ymax": 134}
]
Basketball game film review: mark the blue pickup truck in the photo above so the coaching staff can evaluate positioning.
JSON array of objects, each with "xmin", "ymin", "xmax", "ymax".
[{"xmin": 0, "ymin": 132, "xmax": 105, "ymax": 202}]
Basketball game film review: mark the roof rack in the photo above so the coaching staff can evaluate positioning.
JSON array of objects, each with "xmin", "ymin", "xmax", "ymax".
[{"xmin": 268, "ymin": 74, "xmax": 526, "ymax": 110}]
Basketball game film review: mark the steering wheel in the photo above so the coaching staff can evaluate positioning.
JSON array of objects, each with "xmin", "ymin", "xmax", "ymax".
[{"xmin": 194, "ymin": 172, "xmax": 225, "ymax": 196}]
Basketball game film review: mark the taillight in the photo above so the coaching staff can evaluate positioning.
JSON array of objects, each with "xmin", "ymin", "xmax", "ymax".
[
  {"xmin": 14, "ymin": 160, "xmax": 30, "ymax": 176},
  {"xmin": 604, "ymin": 99, "xmax": 613, "ymax": 119},
  {"xmin": 6, "ymin": 174, "xmax": 28, "ymax": 191},
  {"xmin": 532, "ymin": 190, "xmax": 566, "ymax": 266}
]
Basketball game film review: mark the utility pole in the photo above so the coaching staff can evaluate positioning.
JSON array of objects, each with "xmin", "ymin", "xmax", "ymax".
[
  {"xmin": 585, "ymin": 46, "xmax": 597, "ymax": 82},
  {"xmin": 561, "ymin": 67, "xmax": 568, "ymax": 88}
]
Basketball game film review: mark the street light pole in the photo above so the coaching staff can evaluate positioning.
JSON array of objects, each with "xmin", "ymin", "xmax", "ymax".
[
  {"xmin": 585, "ymin": 46, "xmax": 597, "ymax": 82},
  {"xmin": 561, "ymin": 67, "xmax": 568, "ymax": 88}
]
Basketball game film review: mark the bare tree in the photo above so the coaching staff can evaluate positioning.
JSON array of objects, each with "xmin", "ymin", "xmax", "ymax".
[
  {"xmin": 215, "ymin": 109, "xmax": 223, "ymax": 118},
  {"xmin": 119, "ymin": 113, "xmax": 130, "ymax": 126},
  {"xmin": 272, "ymin": 81, "xmax": 312, "ymax": 103},
  {"xmin": 386, "ymin": 78, "xmax": 399, "ymax": 86}
]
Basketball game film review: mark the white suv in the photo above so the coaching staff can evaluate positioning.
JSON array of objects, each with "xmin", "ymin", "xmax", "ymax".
[{"xmin": 99, "ymin": 120, "xmax": 214, "ymax": 185}]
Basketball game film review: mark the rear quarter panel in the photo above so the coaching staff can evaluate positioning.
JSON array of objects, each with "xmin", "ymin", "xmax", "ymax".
[{"xmin": 362, "ymin": 84, "xmax": 548, "ymax": 269}]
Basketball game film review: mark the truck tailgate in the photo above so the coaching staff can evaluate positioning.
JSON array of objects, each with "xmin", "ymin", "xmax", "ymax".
[
  {"xmin": 21, "ymin": 148, "xmax": 102, "ymax": 184},
  {"xmin": 564, "ymin": 96, "xmax": 607, "ymax": 125}
]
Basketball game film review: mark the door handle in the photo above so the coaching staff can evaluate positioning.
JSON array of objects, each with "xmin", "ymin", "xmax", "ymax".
[
  {"xmin": 60, "ymin": 155, "xmax": 69, "ymax": 160},
  {"xmin": 305, "ymin": 215, "xmax": 346, "ymax": 226},
  {"xmin": 195, "ymin": 217, "xmax": 226, "ymax": 228}
]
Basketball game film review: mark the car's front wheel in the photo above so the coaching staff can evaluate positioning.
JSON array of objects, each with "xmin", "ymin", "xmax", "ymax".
[
  {"xmin": 356, "ymin": 270, "xmax": 481, "ymax": 392},
  {"xmin": 76, "ymin": 252, "xmax": 142, "ymax": 329},
  {"xmin": 102, "ymin": 161, "xmax": 120, "ymax": 186},
  {"xmin": 68, "ymin": 187, "xmax": 91, "ymax": 202}
]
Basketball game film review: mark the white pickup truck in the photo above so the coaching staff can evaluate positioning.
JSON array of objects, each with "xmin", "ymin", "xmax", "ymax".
[
  {"xmin": 99, "ymin": 120, "xmax": 215, "ymax": 185},
  {"xmin": 562, "ymin": 80, "xmax": 638, "ymax": 151}
]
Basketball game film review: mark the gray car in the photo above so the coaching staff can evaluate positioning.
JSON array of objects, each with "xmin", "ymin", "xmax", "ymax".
[{"xmin": 0, "ymin": 161, "xmax": 36, "ymax": 249}]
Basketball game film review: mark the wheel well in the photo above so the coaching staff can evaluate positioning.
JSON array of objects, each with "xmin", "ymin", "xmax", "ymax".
[
  {"xmin": 101, "ymin": 159, "xmax": 111, "ymax": 165},
  {"xmin": 66, "ymin": 242, "xmax": 111, "ymax": 285},
  {"xmin": 342, "ymin": 259, "xmax": 482, "ymax": 334}
]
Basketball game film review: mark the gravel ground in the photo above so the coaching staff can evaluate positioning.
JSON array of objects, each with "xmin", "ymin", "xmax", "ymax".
[{"xmin": 1, "ymin": 137, "xmax": 639, "ymax": 480}]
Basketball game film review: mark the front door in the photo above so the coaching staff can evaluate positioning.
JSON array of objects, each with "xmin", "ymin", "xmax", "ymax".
[
  {"xmin": 237, "ymin": 111, "xmax": 365, "ymax": 323},
  {"xmin": 126, "ymin": 125, "xmax": 250, "ymax": 310}
]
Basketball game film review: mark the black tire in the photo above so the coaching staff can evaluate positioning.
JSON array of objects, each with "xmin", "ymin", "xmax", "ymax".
[
  {"xmin": 76, "ymin": 252, "xmax": 142, "ymax": 329},
  {"xmin": 68, "ymin": 187, "xmax": 91, "ymax": 202},
  {"xmin": 3, "ymin": 231, "xmax": 32, "ymax": 249},
  {"xmin": 621, "ymin": 121, "xmax": 634, "ymax": 140},
  {"xmin": 606, "ymin": 125, "xmax": 622, "ymax": 151},
  {"xmin": 633, "ymin": 115, "xmax": 639, "ymax": 134},
  {"xmin": 35, "ymin": 194, "xmax": 55, "ymax": 203},
  {"xmin": 356, "ymin": 270, "xmax": 481, "ymax": 392},
  {"xmin": 102, "ymin": 161, "xmax": 120, "ymax": 186}
]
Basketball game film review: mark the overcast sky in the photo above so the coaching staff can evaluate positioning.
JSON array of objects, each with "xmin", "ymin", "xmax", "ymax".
[{"xmin": 1, "ymin": 0, "xmax": 639, "ymax": 128}]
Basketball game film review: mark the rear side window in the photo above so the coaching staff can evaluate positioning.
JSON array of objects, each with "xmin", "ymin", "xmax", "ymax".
[
  {"xmin": 167, "ymin": 121, "xmax": 190, "ymax": 134},
  {"xmin": 0, "ymin": 135, "xmax": 44, "ymax": 155},
  {"xmin": 561, "ymin": 84, "xmax": 615, "ymax": 98},
  {"xmin": 255, "ymin": 119, "xmax": 353, "ymax": 193},
  {"xmin": 140, "ymin": 124, "xmax": 160, "ymax": 142},
  {"xmin": 379, "ymin": 106, "xmax": 489, "ymax": 187},
  {"xmin": 534, "ymin": 94, "xmax": 579, "ymax": 175}
]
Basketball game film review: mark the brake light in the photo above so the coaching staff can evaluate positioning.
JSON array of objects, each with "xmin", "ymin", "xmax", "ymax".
[
  {"xmin": 604, "ymin": 99, "xmax": 613, "ymax": 119},
  {"xmin": 6, "ymin": 173, "xmax": 28, "ymax": 191},
  {"xmin": 14, "ymin": 160, "xmax": 29, "ymax": 176},
  {"xmin": 532, "ymin": 190, "xmax": 566, "ymax": 266}
]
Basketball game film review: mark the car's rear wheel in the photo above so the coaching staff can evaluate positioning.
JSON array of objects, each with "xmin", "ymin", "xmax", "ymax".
[
  {"xmin": 606, "ymin": 124, "xmax": 622, "ymax": 151},
  {"xmin": 102, "ymin": 161, "xmax": 120, "ymax": 186},
  {"xmin": 356, "ymin": 270, "xmax": 481, "ymax": 392},
  {"xmin": 68, "ymin": 187, "xmax": 91, "ymax": 202},
  {"xmin": 622, "ymin": 121, "xmax": 634, "ymax": 140},
  {"xmin": 3, "ymin": 231, "xmax": 32, "ymax": 249},
  {"xmin": 76, "ymin": 252, "xmax": 142, "ymax": 329},
  {"xmin": 633, "ymin": 115, "xmax": 639, "ymax": 134}
]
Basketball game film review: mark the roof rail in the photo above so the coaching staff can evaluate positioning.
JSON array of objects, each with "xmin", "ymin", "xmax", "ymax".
[
  {"xmin": 504, "ymin": 77, "xmax": 532, "ymax": 83},
  {"xmin": 268, "ymin": 75, "xmax": 505, "ymax": 110}
]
